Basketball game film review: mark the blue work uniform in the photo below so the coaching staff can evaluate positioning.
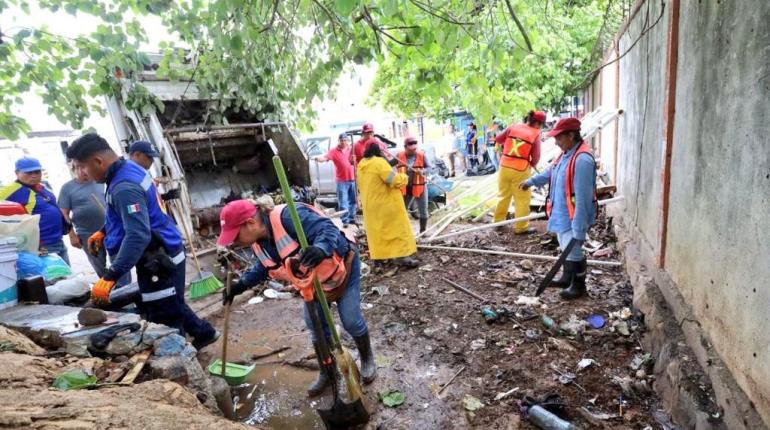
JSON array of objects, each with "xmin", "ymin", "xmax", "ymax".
[
  {"xmin": 240, "ymin": 205, "xmax": 367, "ymax": 342},
  {"xmin": 0, "ymin": 181, "xmax": 69, "ymax": 264},
  {"xmin": 104, "ymin": 159, "xmax": 215, "ymax": 341},
  {"xmin": 525, "ymin": 144, "xmax": 597, "ymax": 261}
]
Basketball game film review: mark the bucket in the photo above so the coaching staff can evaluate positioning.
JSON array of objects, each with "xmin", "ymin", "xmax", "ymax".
[{"xmin": 0, "ymin": 237, "xmax": 19, "ymax": 309}]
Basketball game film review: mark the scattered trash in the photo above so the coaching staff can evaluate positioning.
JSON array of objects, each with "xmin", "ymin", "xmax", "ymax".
[
  {"xmin": 559, "ymin": 315, "xmax": 588, "ymax": 336},
  {"xmin": 520, "ymin": 259, "xmax": 534, "ymax": 271},
  {"xmin": 52, "ymin": 369, "xmax": 97, "ymax": 390},
  {"xmin": 494, "ymin": 387, "xmax": 520, "ymax": 401},
  {"xmin": 580, "ymin": 407, "xmax": 616, "ymax": 420},
  {"xmin": 577, "ymin": 358, "xmax": 595, "ymax": 371},
  {"xmin": 439, "ymin": 255, "xmax": 451, "ymax": 264},
  {"xmin": 630, "ymin": 353, "xmax": 653, "ymax": 371},
  {"xmin": 614, "ymin": 321, "xmax": 631, "ymax": 336},
  {"xmin": 360, "ymin": 262, "xmax": 371, "ymax": 277},
  {"xmin": 516, "ymin": 295, "xmax": 541, "ymax": 306},
  {"xmin": 525, "ymin": 329, "xmax": 543, "ymax": 342},
  {"xmin": 379, "ymin": 390, "xmax": 406, "ymax": 407},
  {"xmin": 609, "ymin": 307, "xmax": 633, "ymax": 320},
  {"xmin": 263, "ymin": 289, "xmax": 292, "ymax": 299},
  {"xmin": 470, "ymin": 339, "xmax": 486, "ymax": 350},
  {"xmin": 371, "ymin": 285, "xmax": 390, "ymax": 296},
  {"xmin": 481, "ymin": 306, "xmax": 500, "ymax": 324},
  {"xmin": 585, "ymin": 314, "xmax": 606, "ymax": 329},
  {"xmin": 362, "ymin": 303, "xmax": 374, "ymax": 309},
  {"xmin": 592, "ymin": 247, "xmax": 613, "ymax": 258},
  {"xmin": 418, "ymin": 264, "xmax": 434, "ymax": 272},
  {"xmin": 590, "ymin": 269, "xmax": 603, "ymax": 275},
  {"xmin": 527, "ymin": 405, "xmax": 579, "ymax": 430},
  {"xmin": 541, "ymin": 315, "xmax": 561, "ymax": 335},
  {"xmin": 463, "ymin": 394, "xmax": 485, "ymax": 411},
  {"xmin": 558, "ymin": 372, "xmax": 576, "ymax": 385},
  {"xmin": 548, "ymin": 337, "xmax": 576, "ymax": 352},
  {"xmin": 247, "ymin": 296, "xmax": 265, "ymax": 305}
]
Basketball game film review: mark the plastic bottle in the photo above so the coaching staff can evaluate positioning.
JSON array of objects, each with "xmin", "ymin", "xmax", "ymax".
[{"xmin": 527, "ymin": 405, "xmax": 579, "ymax": 430}]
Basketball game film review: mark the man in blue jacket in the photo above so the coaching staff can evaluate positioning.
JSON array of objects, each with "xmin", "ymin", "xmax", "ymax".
[
  {"xmin": 521, "ymin": 118, "xmax": 597, "ymax": 299},
  {"xmin": 65, "ymin": 133, "xmax": 218, "ymax": 349},
  {"xmin": 0, "ymin": 157, "xmax": 69, "ymax": 264}
]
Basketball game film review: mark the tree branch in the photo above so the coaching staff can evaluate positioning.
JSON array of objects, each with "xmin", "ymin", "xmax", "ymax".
[
  {"xmin": 409, "ymin": 0, "xmax": 473, "ymax": 26},
  {"xmin": 259, "ymin": 0, "xmax": 280, "ymax": 33},
  {"xmin": 503, "ymin": 0, "xmax": 533, "ymax": 52}
]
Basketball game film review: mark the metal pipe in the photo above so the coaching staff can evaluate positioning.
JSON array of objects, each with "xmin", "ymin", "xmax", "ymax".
[
  {"xmin": 164, "ymin": 121, "xmax": 286, "ymax": 134},
  {"xmin": 424, "ymin": 196, "xmax": 626, "ymax": 242},
  {"xmin": 419, "ymin": 244, "xmax": 622, "ymax": 267}
]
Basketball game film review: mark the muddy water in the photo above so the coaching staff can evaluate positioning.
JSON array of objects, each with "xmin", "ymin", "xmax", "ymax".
[{"xmin": 207, "ymin": 327, "xmax": 325, "ymax": 429}]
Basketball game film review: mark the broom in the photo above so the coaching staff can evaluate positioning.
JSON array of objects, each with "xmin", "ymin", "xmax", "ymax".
[{"xmin": 170, "ymin": 199, "xmax": 223, "ymax": 299}]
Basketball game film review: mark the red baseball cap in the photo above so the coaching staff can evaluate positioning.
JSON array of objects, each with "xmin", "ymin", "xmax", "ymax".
[
  {"xmin": 532, "ymin": 111, "xmax": 546, "ymax": 123},
  {"xmin": 404, "ymin": 136, "xmax": 418, "ymax": 146},
  {"xmin": 362, "ymin": 123, "xmax": 374, "ymax": 133},
  {"xmin": 547, "ymin": 117, "xmax": 581, "ymax": 137},
  {"xmin": 217, "ymin": 200, "xmax": 257, "ymax": 246}
]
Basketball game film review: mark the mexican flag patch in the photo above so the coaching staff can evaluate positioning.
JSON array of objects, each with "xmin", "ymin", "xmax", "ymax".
[{"xmin": 126, "ymin": 203, "xmax": 141, "ymax": 214}]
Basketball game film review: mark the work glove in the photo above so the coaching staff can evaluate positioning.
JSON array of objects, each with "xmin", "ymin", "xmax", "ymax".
[
  {"xmin": 87, "ymin": 230, "xmax": 105, "ymax": 256},
  {"xmin": 298, "ymin": 246, "xmax": 326, "ymax": 269},
  {"xmin": 91, "ymin": 278, "xmax": 116, "ymax": 305},
  {"xmin": 222, "ymin": 280, "xmax": 248, "ymax": 306},
  {"xmin": 160, "ymin": 188, "xmax": 180, "ymax": 201}
]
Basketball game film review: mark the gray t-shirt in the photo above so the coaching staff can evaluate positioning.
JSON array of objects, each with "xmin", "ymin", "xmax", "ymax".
[{"xmin": 58, "ymin": 179, "xmax": 106, "ymax": 237}]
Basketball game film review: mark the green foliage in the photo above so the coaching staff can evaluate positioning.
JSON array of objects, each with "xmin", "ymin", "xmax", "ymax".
[{"xmin": 0, "ymin": 0, "xmax": 627, "ymax": 138}]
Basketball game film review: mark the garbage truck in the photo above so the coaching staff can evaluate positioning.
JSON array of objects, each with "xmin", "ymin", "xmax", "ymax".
[{"xmin": 103, "ymin": 54, "xmax": 312, "ymax": 248}]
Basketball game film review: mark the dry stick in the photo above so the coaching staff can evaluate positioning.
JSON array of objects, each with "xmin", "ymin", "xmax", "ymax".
[
  {"xmin": 441, "ymin": 277, "xmax": 488, "ymax": 302},
  {"xmin": 420, "ymin": 244, "xmax": 621, "ymax": 267},
  {"xmin": 428, "ymin": 193, "xmax": 497, "ymax": 239},
  {"xmin": 425, "ymin": 196, "xmax": 626, "ymax": 242},
  {"xmin": 417, "ymin": 174, "xmax": 498, "ymax": 238},
  {"xmin": 438, "ymin": 366, "xmax": 466, "ymax": 395},
  {"xmin": 90, "ymin": 193, "xmax": 106, "ymax": 214}
]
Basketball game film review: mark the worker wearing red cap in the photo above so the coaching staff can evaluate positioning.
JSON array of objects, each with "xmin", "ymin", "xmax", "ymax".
[
  {"xmin": 396, "ymin": 136, "xmax": 431, "ymax": 233},
  {"xmin": 521, "ymin": 117, "xmax": 597, "ymax": 299},
  {"xmin": 216, "ymin": 198, "xmax": 377, "ymax": 396},
  {"xmin": 350, "ymin": 123, "xmax": 395, "ymax": 168},
  {"xmin": 492, "ymin": 110, "xmax": 545, "ymax": 233}
]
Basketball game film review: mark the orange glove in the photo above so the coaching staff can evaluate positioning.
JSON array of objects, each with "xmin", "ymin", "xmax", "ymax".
[
  {"xmin": 91, "ymin": 278, "xmax": 116, "ymax": 304},
  {"xmin": 88, "ymin": 231, "xmax": 105, "ymax": 256}
]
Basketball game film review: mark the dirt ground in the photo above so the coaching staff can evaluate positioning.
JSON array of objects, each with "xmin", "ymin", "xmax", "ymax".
[{"xmin": 200, "ymin": 210, "xmax": 673, "ymax": 429}]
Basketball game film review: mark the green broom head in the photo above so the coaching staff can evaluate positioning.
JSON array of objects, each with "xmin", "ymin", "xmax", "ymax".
[{"xmin": 189, "ymin": 271, "xmax": 224, "ymax": 300}]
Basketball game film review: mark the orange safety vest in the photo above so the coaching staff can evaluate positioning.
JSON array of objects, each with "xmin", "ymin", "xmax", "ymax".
[
  {"xmin": 251, "ymin": 204, "xmax": 355, "ymax": 301},
  {"xmin": 396, "ymin": 151, "xmax": 427, "ymax": 197},
  {"xmin": 500, "ymin": 123, "xmax": 540, "ymax": 171},
  {"xmin": 545, "ymin": 142, "xmax": 598, "ymax": 220}
]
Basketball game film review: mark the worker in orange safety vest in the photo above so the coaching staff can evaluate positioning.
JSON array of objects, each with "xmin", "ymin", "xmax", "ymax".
[
  {"xmin": 396, "ymin": 136, "xmax": 431, "ymax": 233},
  {"xmin": 492, "ymin": 110, "xmax": 545, "ymax": 233}
]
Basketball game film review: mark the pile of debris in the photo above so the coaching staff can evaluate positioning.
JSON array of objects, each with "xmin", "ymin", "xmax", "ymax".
[{"xmin": 0, "ymin": 304, "xmax": 250, "ymax": 429}]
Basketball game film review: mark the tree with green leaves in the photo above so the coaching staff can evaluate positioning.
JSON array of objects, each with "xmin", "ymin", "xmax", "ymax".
[{"xmin": 0, "ymin": 0, "xmax": 628, "ymax": 139}]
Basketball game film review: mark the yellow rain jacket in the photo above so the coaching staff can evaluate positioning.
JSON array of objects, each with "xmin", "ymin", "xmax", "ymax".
[{"xmin": 357, "ymin": 156, "xmax": 417, "ymax": 260}]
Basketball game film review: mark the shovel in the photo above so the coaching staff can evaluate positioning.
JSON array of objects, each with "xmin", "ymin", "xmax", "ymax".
[
  {"xmin": 208, "ymin": 270, "xmax": 255, "ymax": 385},
  {"xmin": 272, "ymin": 154, "xmax": 370, "ymax": 429}
]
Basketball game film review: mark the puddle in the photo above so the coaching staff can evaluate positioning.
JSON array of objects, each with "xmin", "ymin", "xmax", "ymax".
[
  {"xmin": 231, "ymin": 364, "xmax": 323, "ymax": 429},
  {"xmin": 210, "ymin": 329, "xmax": 325, "ymax": 429}
]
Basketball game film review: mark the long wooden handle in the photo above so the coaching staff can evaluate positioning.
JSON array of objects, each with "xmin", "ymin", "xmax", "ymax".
[
  {"xmin": 221, "ymin": 271, "xmax": 232, "ymax": 377},
  {"xmin": 170, "ymin": 200, "xmax": 204, "ymax": 275}
]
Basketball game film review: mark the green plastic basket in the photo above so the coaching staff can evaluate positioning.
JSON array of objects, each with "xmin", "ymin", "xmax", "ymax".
[{"xmin": 207, "ymin": 359, "xmax": 255, "ymax": 385}]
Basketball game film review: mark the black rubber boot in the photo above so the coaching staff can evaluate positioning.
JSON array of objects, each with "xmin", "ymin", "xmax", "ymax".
[
  {"xmin": 353, "ymin": 332, "xmax": 377, "ymax": 384},
  {"xmin": 419, "ymin": 218, "xmax": 428, "ymax": 234},
  {"xmin": 307, "ymin": 343, "xmax": 331, "ymax": 397},
  {"xmin": 560, "ymin": 259, "xmax": 587, "ymax": 300},
  {"xmin": 393, "ymin": 256, "xmax": 419, "ymax": 268},
  {"xmin": 550, "ymin": 260, "xmax": 576, "ymax": 289}
]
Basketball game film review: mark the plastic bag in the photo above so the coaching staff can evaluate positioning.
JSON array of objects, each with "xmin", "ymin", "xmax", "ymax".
[
  {"xmin": 0, "ymin": 214, "xmax": 40, "ymax": 253},
  {"xmin": 40, "ymin": 253, "xmax": 72, "ymax": 281},
  {"xmin": 52, "ymin": 369, "xmax": 97, "ymax": 390},
  {"xmin": 16, "ymin": 251, "xmax": 44, "ymax": 279},
  {"xmin": 46, "ymin": 274, "xmax": 91, "ymax": 304}
]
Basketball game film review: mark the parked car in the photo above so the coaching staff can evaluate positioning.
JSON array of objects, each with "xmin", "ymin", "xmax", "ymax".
[{"xmin": 303, "ymin": 129, "xmax": 397, "ymax": 198}]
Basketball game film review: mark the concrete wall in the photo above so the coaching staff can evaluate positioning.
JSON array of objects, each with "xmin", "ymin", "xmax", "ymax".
[
  {"xmin": 665, "ymin": 0, "xmax": 770, "ymax": 422},
  {"xmin": 609, "ymin": 0, "xmax": 770, "ymax": 424}
]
